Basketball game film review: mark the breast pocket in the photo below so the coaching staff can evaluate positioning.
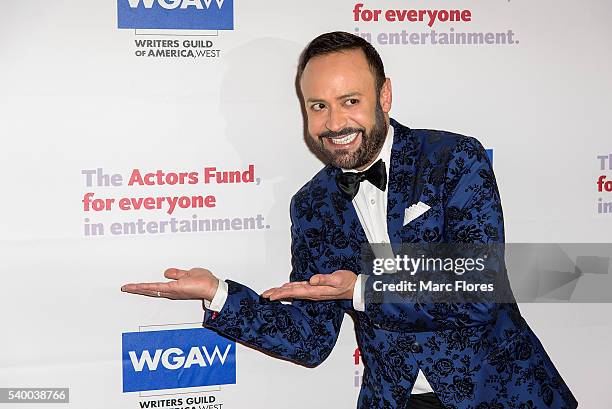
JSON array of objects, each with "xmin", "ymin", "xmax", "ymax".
[{"xmin": 398, "ymin": 216, "xmax": 444, "ymax": 243}]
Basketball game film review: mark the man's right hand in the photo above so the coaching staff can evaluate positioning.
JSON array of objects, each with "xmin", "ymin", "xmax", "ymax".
[{"xmin": 121, "ymin": 267, "xmax": 220, "ymax": 301}]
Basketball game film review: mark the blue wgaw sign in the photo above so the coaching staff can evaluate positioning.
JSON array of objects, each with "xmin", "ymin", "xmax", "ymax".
[
  {"xmin": 117, "ymin": 0, "xmax": 234, "ymax": 30},
  {"xmin": 122, "ymin": 328, "xmax": 236, "ymax": 392}
]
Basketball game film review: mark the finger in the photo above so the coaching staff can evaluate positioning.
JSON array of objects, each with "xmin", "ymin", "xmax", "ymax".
[
  {"xmin": 261, "ymin": 287, "xmax": 280, "ymax": 298},
  {"xmin": 263, "ymin": 287, "xmax": 290, "ymax": 299},
  {"xmin": 268, "ymin": 286, "xmax": 316, "ymax": 301},
  {"xmin": 269, "ymin": 285, "xmax": 339, "ymax": 301},
  {"xmin": 121, "ymin": 282, "xmax": 174, "ymax": 294},
  {"xmin": 267, "ymin": 288, "xmax": 298, "ymax": 301},
  {"xmin": 261, "ymin": 286, "xmax": 292, "ymax": 298},
  {"xmin": 262, "ymin": 282, "xmax": 307, "ymax": 298},
  {"xmin": 279, "ymin": 281, "xmax": 309, "ymax": 289},
  {"xmin": 129, "ymin": 289, "xmax": 176, "ymax": 299},
  {"xmin": 272, "ymin": 283, "xmax": 311, "ymax": 297},
  {"xmin": 120, "ymin": 283, "xmax": 175, "ymax": 299},
  {"xmin": 164, "ymin": 268, "xmax": 189, "ymax": 280},
  {"xmin": 309, "ymin": 274, "xmax": 336, "ymax": 286}
]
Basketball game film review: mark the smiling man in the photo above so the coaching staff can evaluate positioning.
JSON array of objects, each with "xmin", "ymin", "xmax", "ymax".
[
  {"xmin": 122, "ymin": 32, "xmax": 577, "ymax": 409},
  {"xmin": 301, "ymin": 46, "xmax": 389, "ymax": 172}
]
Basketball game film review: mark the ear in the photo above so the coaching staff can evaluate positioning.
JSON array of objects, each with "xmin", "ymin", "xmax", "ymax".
[{"xmin": 379, "ymin": 78, "xmax": 392, "ymax": 113}]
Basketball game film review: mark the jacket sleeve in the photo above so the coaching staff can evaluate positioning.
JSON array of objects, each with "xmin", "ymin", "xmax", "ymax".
[
  {"xmin": 361, "ymin": 136, "xmax": 505, "ymax": 332},
  {"xmin": 202, "ymin": 197, "xmax": 346, "ymax": 367}
]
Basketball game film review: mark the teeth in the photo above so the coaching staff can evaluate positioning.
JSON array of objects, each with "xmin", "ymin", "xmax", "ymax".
[{"xmin": 330, "ymin": 132, "xmax": 358, "ymax": 145}]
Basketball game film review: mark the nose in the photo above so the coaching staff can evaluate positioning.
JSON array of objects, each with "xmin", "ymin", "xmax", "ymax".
[{"xmin": 325, "ymin": 107, "xmax": 347, "ymax": 133}]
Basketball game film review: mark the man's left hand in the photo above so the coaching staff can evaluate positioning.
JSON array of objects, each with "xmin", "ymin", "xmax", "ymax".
[{"xmin": 261, "ymin": 270, "xmax": 357, "ymax": 301}]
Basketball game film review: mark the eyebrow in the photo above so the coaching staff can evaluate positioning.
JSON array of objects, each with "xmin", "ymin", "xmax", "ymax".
[{"xmin": 306, "ymin": 92, "xmax": 363, "ymax": 104}]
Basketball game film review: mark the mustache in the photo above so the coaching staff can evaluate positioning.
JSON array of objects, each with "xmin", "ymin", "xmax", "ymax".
[{"xmin": 318, "ymin": 127, "xmax": 364, "ymax": 140}]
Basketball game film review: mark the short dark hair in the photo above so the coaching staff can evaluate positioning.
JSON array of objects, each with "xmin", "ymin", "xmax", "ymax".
[{"xmin": 297, "ymin": 31, "xmax": 386, "ymax": 94}]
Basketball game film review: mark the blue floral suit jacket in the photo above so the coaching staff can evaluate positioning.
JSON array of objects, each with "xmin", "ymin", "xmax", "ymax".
[{"xmin": 203, "ymin": 118, "xmax": 577, "ymax": 409}]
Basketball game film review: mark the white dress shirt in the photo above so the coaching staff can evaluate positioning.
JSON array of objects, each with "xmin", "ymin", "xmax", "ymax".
[
  {"xmin": 206, "ymin": 123, "xmax": 433, "ymax": 394},
  {"xmin": 342, "ymin": 124, "xmax": 433, "ymax": 395}
]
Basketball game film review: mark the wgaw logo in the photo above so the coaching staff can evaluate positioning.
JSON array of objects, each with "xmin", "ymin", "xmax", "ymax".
[
  {"xmin": 117, "ymin": 0, "xmax": 234, "ymax": 30},
  {"xmin": 122, "ymin": 328, "xmax": 236, "ymax": 392}
]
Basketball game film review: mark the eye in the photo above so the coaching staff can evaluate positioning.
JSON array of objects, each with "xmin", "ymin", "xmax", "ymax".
[
  {"xmin": 311, "ymin": 103, "xmax": 326, "ymax": 112},
  {"xmin": 345, "ymin": 98, "xmax": 359, "ymax": 106}
]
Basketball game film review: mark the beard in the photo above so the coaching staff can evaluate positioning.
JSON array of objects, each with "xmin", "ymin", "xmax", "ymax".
[{"xmin": 307, "ymin": 102, "xmax": 388, "ymax": 170}]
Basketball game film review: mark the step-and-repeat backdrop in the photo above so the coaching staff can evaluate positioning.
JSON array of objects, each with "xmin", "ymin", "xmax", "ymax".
[{"xmin": 1, "ymin": 1, "xmax": 611, "ymax": 408}]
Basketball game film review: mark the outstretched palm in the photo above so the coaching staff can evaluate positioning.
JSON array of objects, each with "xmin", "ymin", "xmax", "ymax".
[{"xmin": 121, "ymin": 267, "xmax": 219, "ymax": 301}]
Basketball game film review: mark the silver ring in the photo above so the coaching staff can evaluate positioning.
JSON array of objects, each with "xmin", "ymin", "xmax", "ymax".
[{"xmin": 157, "ymin": 291, "xmax": 161, "ymax": 297}]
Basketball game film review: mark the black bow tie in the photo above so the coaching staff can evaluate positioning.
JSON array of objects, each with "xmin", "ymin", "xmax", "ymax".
[{"xmin": 335, "ymin": 159, "xmax": 387, "ymax": 199}]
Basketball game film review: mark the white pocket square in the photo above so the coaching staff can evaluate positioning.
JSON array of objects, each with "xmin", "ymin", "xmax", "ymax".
[{"xmin": 403, "ymin": 202, "xmax": 430, "ymax": 226}]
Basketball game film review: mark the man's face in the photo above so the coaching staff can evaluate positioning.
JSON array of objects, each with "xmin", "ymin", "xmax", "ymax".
[{"xmin": 300, "ymin": 48, "xmax": 391, "ymax": 170}]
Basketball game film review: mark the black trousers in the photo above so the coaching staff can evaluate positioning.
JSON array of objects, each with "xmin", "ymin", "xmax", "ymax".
[{"xmin": 407, "ymin": 393, "xmax": 445, "ymax": 409}]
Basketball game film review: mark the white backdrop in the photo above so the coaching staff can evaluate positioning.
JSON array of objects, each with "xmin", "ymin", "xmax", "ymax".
[{"xmin": 1, "ymin": 0, "xmax": 611, "ymax": 408}]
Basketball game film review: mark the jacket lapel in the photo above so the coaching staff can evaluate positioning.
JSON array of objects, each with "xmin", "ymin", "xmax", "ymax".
[
  {"xmin": 321, "ymin": 166, "xmax": 369, "ymax": 274},
  {"xmin": 386, "ymin": 119, "xmax": 419, "ymax": 244}
]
